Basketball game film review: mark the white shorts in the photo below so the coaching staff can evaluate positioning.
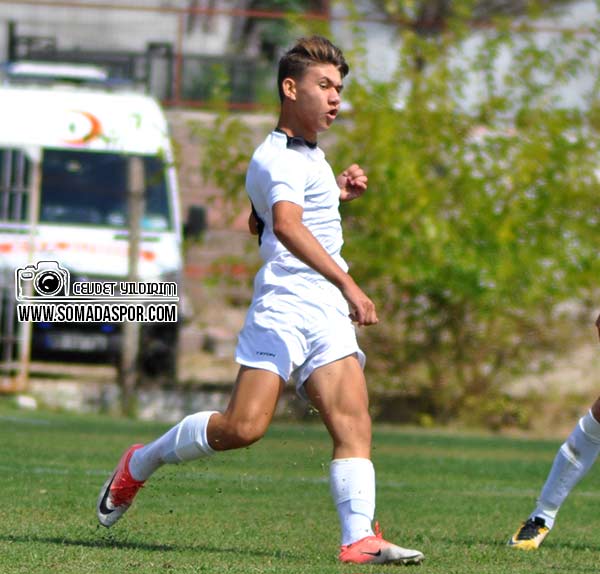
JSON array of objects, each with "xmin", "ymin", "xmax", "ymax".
[{"xmin": 235, "ymin": 262, "xmax": 365, "ymax": 401}]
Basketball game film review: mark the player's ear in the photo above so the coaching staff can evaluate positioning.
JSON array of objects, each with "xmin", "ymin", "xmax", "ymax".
[{"xmin": 282, "ymin": 77, "xmax": 296, "ymax": 101}]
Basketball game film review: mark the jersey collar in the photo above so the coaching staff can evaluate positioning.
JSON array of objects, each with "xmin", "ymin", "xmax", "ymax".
[{"xmin": 274, "ymin": 128, "xmax": 317, "ymax": 150}]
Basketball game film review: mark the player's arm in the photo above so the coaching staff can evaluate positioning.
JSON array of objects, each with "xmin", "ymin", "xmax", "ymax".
[
  {"xmin": 272, "ymin": 200, "xmax": 377, "ymax": 326},
  {"xmin": 337, "ymin": 163, "xmax": 368, "ymax": 202}
]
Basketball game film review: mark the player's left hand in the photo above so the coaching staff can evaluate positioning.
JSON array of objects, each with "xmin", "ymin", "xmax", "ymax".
[{"xmin": 338, "ymin": 164, "xmax": 367, "ymax": 202}]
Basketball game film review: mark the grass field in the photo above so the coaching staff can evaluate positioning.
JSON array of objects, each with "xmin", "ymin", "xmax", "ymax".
[{"xmin": 1, "ymin": 398, "xmax": 599, "ymax": 574}]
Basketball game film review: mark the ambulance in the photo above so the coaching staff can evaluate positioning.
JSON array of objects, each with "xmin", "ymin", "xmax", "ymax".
[{"xmin": 0, "ymin": 62, "xmax": 183, "ymax": 379}]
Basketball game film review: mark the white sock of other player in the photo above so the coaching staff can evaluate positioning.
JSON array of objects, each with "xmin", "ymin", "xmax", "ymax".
[
  {"xmin": 532, "ymin": 409, "xmax": 600, "ymax": 528},
  {"xmin": 128, "ymin": 411, "xmax": 218, "ymax": 481},
  {"xmin": 330, "ymin": 457, "xmax": 376, "ymax": 545}
]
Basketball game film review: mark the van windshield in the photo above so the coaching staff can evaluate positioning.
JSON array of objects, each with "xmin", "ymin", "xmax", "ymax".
[{"xmin": 40, "ymin": 149, "xmax": 173, "ymax": 231}]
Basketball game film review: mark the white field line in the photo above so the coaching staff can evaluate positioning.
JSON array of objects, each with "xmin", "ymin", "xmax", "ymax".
[
  {"xmin": 0, "ymin": 415, "xmax": 51, "ymax": 425},
  {"xmin": 3, "ymin": 463, "xmax": 600, "ymax": 500}
]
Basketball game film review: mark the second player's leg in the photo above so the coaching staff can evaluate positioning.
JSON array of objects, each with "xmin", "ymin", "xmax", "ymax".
[
  {"xmin": 590, "ymin": 395, "xmax": 600, "ymax": 421},
  {"xmin": 509, "ymin": 395, "xmax": 600, "ymax": 550}
]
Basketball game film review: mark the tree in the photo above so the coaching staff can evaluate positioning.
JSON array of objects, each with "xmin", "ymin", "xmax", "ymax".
[
  {"xmin": 330, "ymin": 3, "xmax": 600, "ymax": 424},
  {"xmin": 235, "ymin": 0, "xmax": 330, "ymax": 61},
  {"xmin": 199, "ymin": 4, "xmax": 600, "ymax": 426},
  {"xmin": 371, "ymin": 0, "xmax": 580, "ymax": 30}
]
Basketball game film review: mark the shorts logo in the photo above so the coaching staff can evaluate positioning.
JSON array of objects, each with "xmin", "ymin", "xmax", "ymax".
[{"xmin": 256, "ymin": 351, "xmax": 276, "ymax": 357}]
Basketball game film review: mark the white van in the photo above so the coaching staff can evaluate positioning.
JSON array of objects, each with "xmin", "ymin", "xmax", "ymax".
[{"xmin": 0, "ymin": 62, "xmax": 185, "ymax": 378}]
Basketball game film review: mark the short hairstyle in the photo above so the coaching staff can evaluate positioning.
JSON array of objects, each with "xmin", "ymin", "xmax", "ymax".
[{"xmin": 277, "ymin": 36, "xmax": 349, "ymax": 101}]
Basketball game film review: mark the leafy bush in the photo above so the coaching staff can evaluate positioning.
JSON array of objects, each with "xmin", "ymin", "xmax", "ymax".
[
  {"xmin": 197, "ymin": 8, "xmax": 600, "ymax": 425},
  {"xmin": 331, "ymin": 10, "xmax": 600, "ymax": 422}
]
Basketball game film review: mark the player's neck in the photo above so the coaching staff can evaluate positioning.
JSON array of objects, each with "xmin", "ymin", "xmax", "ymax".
[{"xmin": 276, "ymin": 119, "xmax": 317, "ymax": 146}]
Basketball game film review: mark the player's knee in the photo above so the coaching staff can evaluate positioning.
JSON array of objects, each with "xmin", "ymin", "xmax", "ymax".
[
  {"xmin": 226, "ymin": 420, "xmax": 267, "ymax": 448},
  {"xmin": 330, "ymin": 411, "xmax": 371, "ymax": 448}
]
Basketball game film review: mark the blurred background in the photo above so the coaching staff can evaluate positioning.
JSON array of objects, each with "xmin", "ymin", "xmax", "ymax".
[{"xmin": 1, "ymin": 0, "xmax": 599, "ymax": 433}]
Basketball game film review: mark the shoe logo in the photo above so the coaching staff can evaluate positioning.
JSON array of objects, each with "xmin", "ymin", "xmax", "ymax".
[
  {"xmin": 98, "ymin": 476, "xmax": 116, "ymax": 516},
  {"xmin": 360, "ymin": 550, "xmax": 382, "ymax": 557}
]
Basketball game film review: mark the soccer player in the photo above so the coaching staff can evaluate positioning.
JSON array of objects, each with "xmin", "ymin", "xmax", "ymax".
[
  {"xmin": 96, "ymin": 35, "xmax": 424, "ymax": 566},
  {"xmin": 508, "ymin": 313, "xmax": 600, "ymax": 550}
]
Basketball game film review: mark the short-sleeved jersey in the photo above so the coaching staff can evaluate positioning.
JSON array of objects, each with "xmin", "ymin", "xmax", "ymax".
[{"xmin": 245, "ymin": 130, "xmax": 348, "ymax": 275}]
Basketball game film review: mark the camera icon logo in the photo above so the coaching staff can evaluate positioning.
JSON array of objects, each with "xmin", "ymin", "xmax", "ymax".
[{"xmin": 15, "ymin": 261, "xmax": 71, "ymax": 301}]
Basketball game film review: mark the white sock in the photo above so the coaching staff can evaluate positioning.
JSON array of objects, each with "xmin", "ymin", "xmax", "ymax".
[
  {"xmin": 330, "ymin": 457, "xmax": 375, "ymax": 546},
  {"xmin": 532, "ymin": 410, "xmax": 600, "ymax": 529},
  {"xmin": 129, "ymin": 411, "xmax": 217, "ymax": 481}
]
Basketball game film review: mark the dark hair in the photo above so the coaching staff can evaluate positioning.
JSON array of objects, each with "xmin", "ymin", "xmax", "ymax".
[{"xmin": 277, "ymin": 36, "xmax": 349, "ymax": 101}]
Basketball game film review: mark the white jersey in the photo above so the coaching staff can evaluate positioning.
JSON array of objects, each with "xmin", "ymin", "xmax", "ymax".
[
  {"xmin": 238, "ymin": 129, "xmax": 364, "ymax": 392},
  {"xmin": 245, "ymin": 130, "xmax": 348, "ymax": 275}
]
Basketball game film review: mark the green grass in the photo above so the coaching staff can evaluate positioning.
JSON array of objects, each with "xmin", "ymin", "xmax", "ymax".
[{"xmin": 1, "ymin": 399, "xmax": 599, "ymax": 573}]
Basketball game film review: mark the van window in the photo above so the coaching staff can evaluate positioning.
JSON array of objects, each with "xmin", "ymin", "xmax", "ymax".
[
  {"xmin": 40, "ymin": 149, "xmax": 173, "ymax": 231},
  {"xmin": 0, "ymin": 148, "xmax": 32, "ymax": 223}
]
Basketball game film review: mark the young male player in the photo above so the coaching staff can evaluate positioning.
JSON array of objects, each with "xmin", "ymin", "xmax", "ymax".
[
  {"xmin": 97, "ymin": 35, "xmax": 424, "ymax": 566},
  {"xmin": 508, "ymin": 313, "xmax": 600, "ymax": 550}
]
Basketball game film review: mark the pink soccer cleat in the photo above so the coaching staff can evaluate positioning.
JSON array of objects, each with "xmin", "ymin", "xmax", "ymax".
[
  {"xmin": 339, "ymin": 522, "xmax": 424, "ymax": 565},
  {"xmin": 97, "ymin": 444, "xmax": 145, "ymax": 528}
]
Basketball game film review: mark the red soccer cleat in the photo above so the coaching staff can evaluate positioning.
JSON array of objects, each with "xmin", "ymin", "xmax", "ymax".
[
  {"xmin": 339, "ymin": 522, "xmax": 425, "ymax": 565},
  {"xmin": 97, "ymin": 444, "xmax": 145, "ymax": 528}
]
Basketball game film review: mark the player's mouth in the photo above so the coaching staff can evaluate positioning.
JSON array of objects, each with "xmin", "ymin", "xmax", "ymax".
[{"xmin": 325, "ymin": 108, "xmax": 339, "ymax": 121}]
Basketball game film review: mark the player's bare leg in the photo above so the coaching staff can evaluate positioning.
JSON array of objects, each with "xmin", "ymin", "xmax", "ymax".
[
  {"xmin": 306, "ymin": 355, "xmax": 424, "ymax": 565},
  {"xmin": 97, "ymin": 367, "xmax": 283, "ymax": 527},
  {"xmin": 207, "ymin": 367, "xmax": 285, "ymax": 450}
]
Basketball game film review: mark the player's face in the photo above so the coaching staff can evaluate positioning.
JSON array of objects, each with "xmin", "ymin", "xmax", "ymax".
[{"xmin": 292, "ymin": 64, "xmax": 343, "ymax": 136}]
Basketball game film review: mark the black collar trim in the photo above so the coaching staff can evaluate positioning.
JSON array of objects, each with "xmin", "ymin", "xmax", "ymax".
[{"xmin": 275, "ymin": 128, "xmax": 317, "ymax": 150}]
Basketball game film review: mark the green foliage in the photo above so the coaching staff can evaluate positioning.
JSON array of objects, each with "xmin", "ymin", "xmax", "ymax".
[
  {"xmin": 195, "ymin": 6, "xmax": 600, "ymax": 424},
  {"xmin": 241, "ymin": 0, "xmax": 331, "ymax": 63},
  {"xmin": 190, "ymin": 57, "xmax": 266, "ymax": 221},
  {"xmin": 186, "ymin": 62, "xmax": 231, "ymax": 103},
  {"xmin": 192, "ymin": 112, "xmax": 254, "ymax": 224},
  {"xmin": 331, "ymin": 9, "xmax": 600, "ymax": 421}
]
